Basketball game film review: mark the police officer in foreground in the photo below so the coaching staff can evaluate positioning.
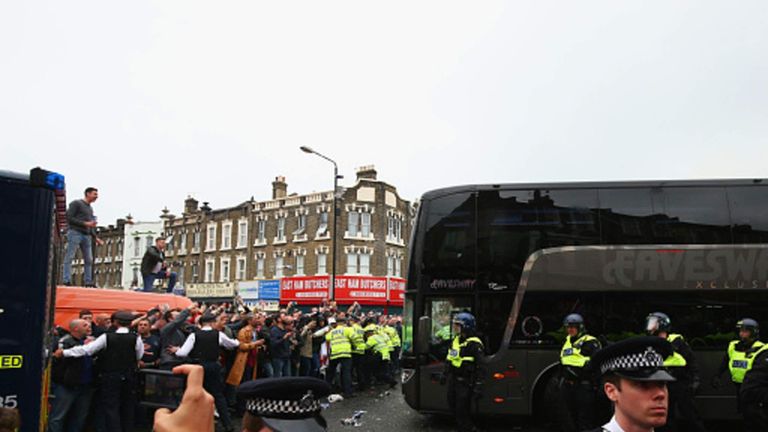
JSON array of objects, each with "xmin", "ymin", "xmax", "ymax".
[
  {"xmin": 559, "ymin": 313, "xmax": 601, "ymax": 432},
  {"xmin": 586, "ymin": 336, "xmax": 677, "ymax": 432},
  {"xmin": 739, "ymin": 339, "xmax": 768, "ymax": 431},
  {"xmin": 444, "ymin": 312, "xmax": 484, "ymax": 432},
  {"xmin": 238, "ymin": 377, "xmax": 331, "ymax": 431},
  {"xmin": 713, "ymin": 318, "xmax": 764, "ymax": 408},
  {"xmin": 172, "ymin": 313, "xmax": 240, "ymax": 432},
  {"xmin": 55, "ymin": 310, "xmax": 143, "ymax": 432},
  {"xmin": 645, "ymin": 312, "xmax": 706, "ymax": 432}
]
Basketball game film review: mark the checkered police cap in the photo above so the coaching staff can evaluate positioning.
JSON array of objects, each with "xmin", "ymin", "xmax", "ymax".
[
  {"xmin": 591, "ymin": 336, "xmax": 676, "ymax": 382},
  {"xmin": 245, "ymin": 391, "xmax": 322, "ymax": 419},
  {"xmin": 600, "ymin": 346, "xmax": 664, "ymax": 375},
  {"xmin": 238, "ymin": 377, "xmax": 331, "ymax": 421}
]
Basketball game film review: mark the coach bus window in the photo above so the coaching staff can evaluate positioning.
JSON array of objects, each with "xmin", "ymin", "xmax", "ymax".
[
  {"xmin": 599, "ymin": 188, "xmax": 656, "ymax": 245},
  {"xmin": 427, "ymin": 297, "xmax": 472, "ymax": 360},
  {"xmin": 510, "ymin": 292, "xmax": 604, "ymax": 346},
  {"xmin": 422, "ymin": 192, "xmax": 476, "ymax": 283},
  {"xmin": 475, "ymin": 292, "xmax": 515, "ymax": 354},
  {"xmin": 661, "ymin": 187, "xmax": 731, "ymax": 244},
  {"xmin": 728, "ymin": 186, "xmax": 768, "ymax": 243}
]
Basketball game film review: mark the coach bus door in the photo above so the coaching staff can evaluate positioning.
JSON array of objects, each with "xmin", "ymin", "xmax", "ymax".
[{"xmin": 0, "ymin": 168, "xmax": 64, "ymax": 431}]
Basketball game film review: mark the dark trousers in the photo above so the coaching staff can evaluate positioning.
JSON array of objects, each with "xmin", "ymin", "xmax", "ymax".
[
  {"xmin": 100, "ymin": 371, "xmax": 136, "ymax": 432},
  {"xmin": 352, "ymin": 354, "xmax": 364, "ymax": 388},
  {"xmin": 559, "ymin": 380, "xmax": 597, "ymax": 432},
  {"xmin": 326, "ymin": 357, "xmax": 353, "ymax": 396},
  {"xmin": 743, "ymin": 401, "xmax": 768, "ymax": 432},
  {"xmin": 202, "ymin": 362, "xmax": 232, "ymax": 431},
  {"xmin": 373, "ymin": 358, "xmax": 396, "ymax": 387},
  {"xmin": 447, "ymin": 375, "xmax": 476, "ymax": 432},
  {"xmin": 658, "ymin": 381, "xmax": 706, "ymax": 432}
]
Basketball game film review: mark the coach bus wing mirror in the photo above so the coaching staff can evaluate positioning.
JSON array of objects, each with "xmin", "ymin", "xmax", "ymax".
[{"xmin": 416, "ymin": 316, "xmax": 431, "ymax": 355}]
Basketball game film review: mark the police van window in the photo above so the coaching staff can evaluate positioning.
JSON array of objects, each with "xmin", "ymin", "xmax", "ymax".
[
  {"xmin": 422, "ymin": 193, "xmax": 477, "ymax": 284},
  {"xmin": 427, "ymin": 297, "xmax": 472, "ymax": 361},
  {"xmin": 728, "ymin": 186, "xmax": 768, "ymax": 243}
]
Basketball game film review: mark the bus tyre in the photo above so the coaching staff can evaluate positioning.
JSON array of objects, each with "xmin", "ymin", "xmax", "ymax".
[{"xmin": 532, "ymin": 372, "xmax": 560, "ymax": 427}]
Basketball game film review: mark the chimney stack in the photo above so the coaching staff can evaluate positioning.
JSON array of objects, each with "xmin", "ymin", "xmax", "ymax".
[
  {"xmin": 184, "ymin": 196, "xmax": 199, "ymax": 215},
  {"xmin": 272, "ymin": 176, "xmax": 288, "ymax": 199},
  {"xmin": 356, "ymin": 165, "xmax": 377, "ymax": 181}
]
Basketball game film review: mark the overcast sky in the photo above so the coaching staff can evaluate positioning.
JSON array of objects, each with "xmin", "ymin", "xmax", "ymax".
[{"xmin": 3, "ymin": 1, "xmax": 767, "ymax": 224}]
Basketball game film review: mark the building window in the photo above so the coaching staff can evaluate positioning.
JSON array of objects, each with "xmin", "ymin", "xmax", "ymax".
[
  {"xmin": 296, "ymin": 255, "xmax": 305, "ymax": 275},
  {"xmin": 133, "ymin": 237, "xmax": 141, "ymax": 257},
  {"xmin": 146, "ymin": 235, "xmax": 154, "ymax": 249},
  {"xmin": 256, "ymin": 257, "xmax": 265, "ymax": 278},
  {"xmin": 275, "ymin": 256, "xmax": 284, "ymax": 278},
  {"xmin": 117, "ymin": 240, "xmax": 123, "ymax": 256},
  {"xmin": 205, "ymin": 260, "xmax": 215, "ymax": 282},
  {"xmin": 361, "ymin": 212, "xmax": 371, "ymax": 237},
  {"xmin": 348, "ymin": 212, "xmax": 359, "ymax": 237},
  {"xmin": 387, "ymin": 216, "xmax": 403, "ymax": 243},
  {"xmin": 317, "ymin": 211, "xmax": 329, "ymax": 238},
  {"xmin": 238, "ymin": 220, "xmax": 248, "ymax": 248},
  {"xmin": 347, "ymin": 251, "xmax": 372, "ymax": 275},
  {"xmin": 236, "ymin": 257, "xmax": 246, "ymax": 281},
  {"xmin": 276, "ymin": 217, "xmax": 286, "ymax": 242},
  {"xmin": 192, "ymin": 263, "xmax": 199, "ymax": 282},
  {"xmin": 193, "ymin": 231, "xmax": 201, "ymax": 250},
  {"xmin": 387, "ymin": 256, "xmax": 394, "ymax": 276},
  {"xmin": 180, "ymin": 233, "xmax": 187, "ymax": 251},
  {"xmin": 106, "ymin": 243, "xmax": 112, "ymax": 257},
  {"xmin": 257, "ymin": 220, "xmax": 266, "ymax": 244},
  {"xmin": 222, "ymin": 222, "xmax": 232, "ymax": 250},
  {"xmin": 395, "ymin": 257, "xmax": 401, "ymax": 277},
  {"xmin": 220, "ymin": 259, "xmax": 230, "ymax": 282},
  {"xmin": 317, "ymin": 253, "xmax": 327, "ymax": 275},
  {"xmin": 206, "ymin": 224, "xmax": 217, "ymax": 251}
]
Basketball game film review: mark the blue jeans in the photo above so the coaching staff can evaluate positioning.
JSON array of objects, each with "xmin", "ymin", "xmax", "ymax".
[
  {"xmin": 63, "ymin": 230, "xmax": 92, "ymax": 285},
  {"xmin": 47, "ymin": 384, "xmax": 94, "ymax": 432},
  {"xmin": 271, "ymin": 358, "xmax": 291, "ymax": 378},
  {"xmin": 142, "ymin": 271, "xmax": 177, "ymax": 292}
]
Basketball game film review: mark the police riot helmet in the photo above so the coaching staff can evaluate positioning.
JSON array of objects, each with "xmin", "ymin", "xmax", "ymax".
[
  {"xmin": 452, "ymin": 312, "xmax": 476, "ymax": 331},
  {"xmin": 646, "ymin": 312, "xmax": 671, "ymax": 335},
  {"xmin": 737, "ymin": 318, "xmax": 760, "ymax": 339},
  {"xmin": 563, "ymin": 313, "xmax": 585, "ymax": 330}
]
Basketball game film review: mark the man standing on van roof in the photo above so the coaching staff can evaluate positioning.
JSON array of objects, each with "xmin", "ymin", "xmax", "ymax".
[
  {"xmin": 141, "ymin": 236, "xmax": 177, "ymax": 293},
  {"xmin": 63, "ymin": 187, "xmax": 102, "ymax": 287}
]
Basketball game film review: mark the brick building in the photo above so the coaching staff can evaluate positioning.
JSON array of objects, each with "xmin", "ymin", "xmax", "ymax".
[{"xmin": 164, "ymin": 166, "xmax": 412, "ymax": 288}]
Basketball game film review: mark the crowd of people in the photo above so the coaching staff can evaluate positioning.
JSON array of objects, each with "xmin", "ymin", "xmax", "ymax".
[{"xmin": 48, "ymin": 298, "xmax": 403, "ymax": 432}]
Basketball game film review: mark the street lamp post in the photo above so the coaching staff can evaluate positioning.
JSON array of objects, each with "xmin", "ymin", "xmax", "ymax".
[{"xmin": 300, "ymin": 146, "xmax": 340, "ymax": 301}]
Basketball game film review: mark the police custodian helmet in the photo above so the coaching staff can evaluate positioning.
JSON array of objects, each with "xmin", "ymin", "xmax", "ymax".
[{"xmin": 452, "ymin": 312, "xmax": 476, "ymax": 331}]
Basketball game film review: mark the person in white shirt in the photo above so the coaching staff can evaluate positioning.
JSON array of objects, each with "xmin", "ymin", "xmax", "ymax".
[
  {"xmin": 587, "ymin": 336, "xmax": 677, "ymax": 432},
  {"xmin": 54, "ymin": 310, "xmax": 143, "ymax": 432},
  {"xmin": 170, "ymin": 313, "xmax": 239, "ymax": 432}
]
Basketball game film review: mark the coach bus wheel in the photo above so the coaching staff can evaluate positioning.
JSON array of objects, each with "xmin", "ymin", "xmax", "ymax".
[{"xmin": 532, "ymin": 371, "xmax": 560, "ymax": 428}]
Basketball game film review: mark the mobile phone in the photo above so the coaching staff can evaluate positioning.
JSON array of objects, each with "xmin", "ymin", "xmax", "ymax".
[{"xmin": 138, "ymin": 369, "xmax": 187, "ymax": 410}]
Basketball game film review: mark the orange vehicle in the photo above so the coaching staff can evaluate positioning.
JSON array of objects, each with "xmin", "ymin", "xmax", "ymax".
[{"xmin": 54, "ymin": 286, "xmax": 192, "ymax": 327}]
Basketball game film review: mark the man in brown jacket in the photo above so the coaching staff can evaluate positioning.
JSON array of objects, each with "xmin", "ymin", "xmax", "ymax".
[{"xmin": 226, "ymin": 314, "xmax": 265, "ymax": 386}]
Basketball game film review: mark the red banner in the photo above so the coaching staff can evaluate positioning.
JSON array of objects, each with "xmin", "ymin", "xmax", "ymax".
[
  {"xmin": 280, "ymin": 276, "xmax": 330, "ymax": 305},
  {"xmin": 335, "ymin": 276, "xmax": 388, "ymax": 305},
  {"xmin": 387, "ymin": 277, "xmax": 406, "ymax": 306}
]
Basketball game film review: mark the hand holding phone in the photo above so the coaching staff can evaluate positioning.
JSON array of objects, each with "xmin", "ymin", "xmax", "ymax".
[{"xmin": 153, "ymin": 365, "xmax": 214, "ymax": 432}]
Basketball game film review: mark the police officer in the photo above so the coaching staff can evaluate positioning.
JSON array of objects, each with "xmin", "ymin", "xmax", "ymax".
[
  {"xmin": 173, "ymin": 313, "xmax": 240, "ymax": 432},
  {"xmin": 740, "ymin": 341, "xmax": 768, "ymax": 431},
  {"xmin": 384, "ymin": 317, "xmax": 402, "ymax": 376},
  {"xmin": 348, "ymin": 315, "xmax": 367, "ymax": 391},
  {"xmin": 559, "ymin": 313, "xmax": 601, "ymax": 432},
  {"xmin": 238, "ymin": 377, "xmax": 332, "ymax": 431},
  {"xmin": 325, "ymin": 317, "xmax": 356, "ymax": 397},
  {"xmin": 587, "ymin": 336, "xmax": 677, "ymax": 432},
  {"xmin": 364, "ymin": 324, "xmax": 397, "ymax": 388},
  {"xmin": 444, "ymin": 312, "xmax": 484, "ymax": 432},
  {"xmin": 645, "ymin": 312, "xmax": 706, "ymax": 432},
  {"xmin": 714, "ymin": 318, "xmax": 764, "ymax": 401},
  {"xmin": 55, "ymin": 310, "xmax": 143, "ymax": 432}
]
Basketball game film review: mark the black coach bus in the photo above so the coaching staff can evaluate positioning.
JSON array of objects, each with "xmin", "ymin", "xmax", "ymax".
[{"xmin": 401, "ymin": 179, "xmax": 768, "ymax": 421}]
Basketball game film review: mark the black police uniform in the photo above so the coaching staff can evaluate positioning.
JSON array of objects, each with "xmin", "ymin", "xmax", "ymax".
[
  {"xmin": 559, "ymin": 332, "xmax": 601, "ymax": 432},
  {"xmin": 189, "ymin": 327, "xmax": 234, "ymax": 432},
  {"xmin": 445, "ymin": 331, "xmax": 484, "ymax": 432},
  {"xmin": 238, "ymin": 377, "xmax": 331, "ymax": 432},
  {"xmin": 740, "ymin": 346, "xmax": 768, "ymax": 432},
  {"xmin": 658, "ymin": 334, "xmax": 706, "ymax": 432}
]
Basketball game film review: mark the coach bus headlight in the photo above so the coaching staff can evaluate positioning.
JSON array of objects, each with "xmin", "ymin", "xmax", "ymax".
[{"xmin": 402, "ymin": 368, "xmax": 415, "ymax": 384}]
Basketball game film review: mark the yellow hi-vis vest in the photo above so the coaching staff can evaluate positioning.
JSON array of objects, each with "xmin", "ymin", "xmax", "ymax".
[
  {"xmin": 366, "ymin": 334, "xmax": 391, "ymax": 361},
  {"xmin": 560, "ymin": 334, "xmax": 597, "ymax": 368},
  {"xmin": 663, "ymin": 334, "xmax": 688, "ymax": 368},
  {"xmin": 384, "ymin": 326, "xmax": 401, "ymax": 348},
  {"xmin": 728, "ymin": 340, "xmax": 765, "ymax": 384},
  {"xmin": 446, "ymin": 336, "xmax": 483, "ymax": 368},
  {"xmin": 325, "ymin": 325, "xmax": 353, "ymax": 360},
  {"xmin": 350, "ymin": 323, "xmax": 366, "ymax": 355}
]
